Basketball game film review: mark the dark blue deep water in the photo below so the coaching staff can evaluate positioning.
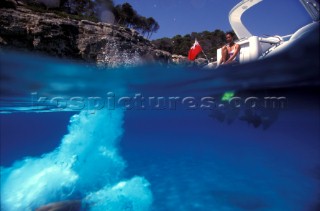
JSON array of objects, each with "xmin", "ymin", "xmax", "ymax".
[{"xmin": 0, "ymin": 25, "xmax": 319, "ymax": 211}]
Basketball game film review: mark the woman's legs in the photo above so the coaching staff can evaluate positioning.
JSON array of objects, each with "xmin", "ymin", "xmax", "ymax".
[{"xmin": 220, "ymin": 46, "xmax": 228, "ymax": 65}]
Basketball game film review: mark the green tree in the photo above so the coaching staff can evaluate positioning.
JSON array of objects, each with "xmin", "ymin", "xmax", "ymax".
[
  {"xmin": 121, "ymin": 3, "xmax": 137, "ymax": 27},
  {"xmin": 146, "ymin": 17, "xmax": 159, "ymax": 39},
  {"xmin": 152, "ymin": 38, "xmax": 173, "ymax": 52},
  {"xmin": 24, "ymin": 0, "xmax": 160, "ymax": 39},
  {"xmin": 113, "ymin": 3, "xmax": 159, "ymax": 39}
]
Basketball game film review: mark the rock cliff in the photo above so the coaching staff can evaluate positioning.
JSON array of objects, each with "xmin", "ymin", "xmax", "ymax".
[{"xmin": 0, "ymin": 2, "xmax": 171, "ymax": 67}]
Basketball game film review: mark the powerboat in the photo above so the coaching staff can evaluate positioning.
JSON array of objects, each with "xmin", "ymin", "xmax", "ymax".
[{"xmin": 207, "ymin": 0, "xmax": 319, "ymax": 68}]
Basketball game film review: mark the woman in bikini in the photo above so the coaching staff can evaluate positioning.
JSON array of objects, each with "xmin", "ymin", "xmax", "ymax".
[{"xmin": 219, "ymin": 32, "xmax": 241, "ymax": 65}]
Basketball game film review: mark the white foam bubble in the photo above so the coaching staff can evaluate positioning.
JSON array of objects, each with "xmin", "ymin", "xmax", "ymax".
[
  {"xmin": 85, "ymin": 177, "xmax": 153, "ymax": 211},
  {"xmin": 1, "ymin": 109, "xmax": 152, "ymax": 210}
]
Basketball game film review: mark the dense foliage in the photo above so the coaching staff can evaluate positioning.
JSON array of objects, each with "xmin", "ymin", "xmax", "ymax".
[
  {"xmin": 22, "ymin": 0, "xmax": 159, "ymax": 38},
  {"xmin": 152, "ymin": 30, "xmax": 235, "ymax": 60},
  {"xmin": 113, "ymin": 3, "xmax": 159, "ymax": 38}
]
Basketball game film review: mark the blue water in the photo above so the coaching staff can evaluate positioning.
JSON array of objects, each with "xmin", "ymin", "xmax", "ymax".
[{"xmin": 1, "ymin": 25, "xmax": 320, "ymax": 211}]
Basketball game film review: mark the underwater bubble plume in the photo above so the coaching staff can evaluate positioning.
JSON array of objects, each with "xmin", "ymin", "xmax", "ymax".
[{"xmin": 1, "ymin": 109, "xmax": 152, "ymax": 211}]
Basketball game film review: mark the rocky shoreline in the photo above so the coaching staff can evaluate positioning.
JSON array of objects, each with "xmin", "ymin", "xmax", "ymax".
[
  {"xmin": 0, "ymin": 2, "xmax": 172, "ymax": 67},
  {"xmin": 0, "ymin": 1, "xmax": 208, "ymax": 67}
]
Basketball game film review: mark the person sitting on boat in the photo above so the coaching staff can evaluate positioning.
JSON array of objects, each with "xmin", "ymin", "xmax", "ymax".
[{"xmin": 219, "ymin": 32, "xmax": 240, "ymax": 65}]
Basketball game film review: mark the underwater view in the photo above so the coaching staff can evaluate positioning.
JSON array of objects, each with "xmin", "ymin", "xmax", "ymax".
[{"xmin": 1, "ymin": 23, "xmax": 320, "ymax": 211}]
